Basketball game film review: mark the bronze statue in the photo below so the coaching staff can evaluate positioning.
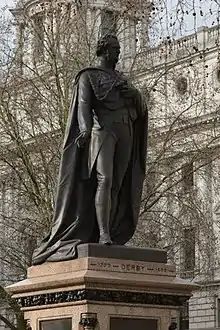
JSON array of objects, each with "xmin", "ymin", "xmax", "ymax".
[{"xmin": 32, "ymin": 34, "xmax": 148, "ymax": 265}]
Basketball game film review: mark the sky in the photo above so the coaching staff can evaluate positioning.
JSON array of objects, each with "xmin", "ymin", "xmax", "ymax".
[
  {"xmin": 146, "ymin": 0, "xmax": 220, "ymax": 44},
  {"xmin": 167, "ymin": 0, "xmax": 219, "ymax": 33},
  {"xmin": 0, "ymin": 0, "xmax": 14, "ymax": 7}
]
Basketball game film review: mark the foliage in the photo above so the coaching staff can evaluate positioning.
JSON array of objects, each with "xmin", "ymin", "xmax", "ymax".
[{"xmin": 0, "ymin": 0, "xmax": 220, "ymax": 328}]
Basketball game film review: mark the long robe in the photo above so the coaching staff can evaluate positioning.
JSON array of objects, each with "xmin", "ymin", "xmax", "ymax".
[{"xmin": 32, "ymin": 67, "xmax": 148, "ymax": 265}]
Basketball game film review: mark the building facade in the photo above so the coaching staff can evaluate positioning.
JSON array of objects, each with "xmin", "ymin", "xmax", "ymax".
[{"xmin": 136, "ymin": 26, "xmax": 220, "ymax": 330}]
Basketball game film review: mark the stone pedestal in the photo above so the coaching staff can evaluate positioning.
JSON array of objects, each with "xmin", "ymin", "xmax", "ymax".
[{"xmin": 6, "ymin": 244, "xmax": 198, "ymax": 330}]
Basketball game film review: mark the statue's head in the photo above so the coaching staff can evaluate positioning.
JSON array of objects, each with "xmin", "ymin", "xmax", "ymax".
[{"xmin": 96, "ymin": 34, "xmax": 120, "ymax": 65}]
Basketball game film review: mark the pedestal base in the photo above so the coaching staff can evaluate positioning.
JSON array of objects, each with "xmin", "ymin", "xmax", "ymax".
[{"xmin": 6, "ymin": 244, "xmax": 198, "ymax": 330}]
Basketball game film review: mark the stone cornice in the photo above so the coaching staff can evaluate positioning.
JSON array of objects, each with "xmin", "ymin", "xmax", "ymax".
[
  {"xmin": 133, "ymin": 26, "xmax": 220, "ymax": 77},
  {"xmin": 150, "ymin": 110, "xmax": 220, "ymax": 138}
]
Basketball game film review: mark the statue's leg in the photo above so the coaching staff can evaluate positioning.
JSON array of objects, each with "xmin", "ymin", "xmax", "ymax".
[
  {"xmin": 110, "ymin": 123, "xmax": 133, "ymax": 228},
  {"xmin": 95, "ymin": 133, "xmax": 116, "ymax": 245}
]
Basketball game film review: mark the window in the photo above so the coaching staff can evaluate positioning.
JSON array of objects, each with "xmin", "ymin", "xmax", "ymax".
[
  {"xmin": 216, "ymin": 65, "xmax": 220, "ymax": 83},
  {"xmin": 25, "ymin": 235, "xmax": 38, "ymax": 266},
  {"xmin": 182, "ymin": 227, "xmax": 196, "ymax": 278},
  {"xmin": 101, "ymin": 10, "xmax": 117, "ymax": 36},
  {"xmin": 216, "ymin": 298, "xmax": 220, "ymax": 327},
  {"xmin": 33, "ymin": 13, "xmax": 45, "ymax": 62},
  {"xmin": 40, "ymin": 318, "xmax": 72, "ymax": 330},
  {"xmin": 17, "ymin": 22, "xmax": 25, "ymax": 71},
  {"xmin": 180, "ymin": 302, "xmax": 189, "ymax": 330},
  {"xmin": 176, "ymin": 76, "xmax": 188, "ymax": 95},
  {"xmin": 146, "ymin": 170, "xmax": 156, "ymax": 199},
  {"xmin": 182, "ymin": 162, "xmax": 194, "ymax": 192},
  {"xmin": 26, "ymin": 90, "xmax": 42, "ymax": 120}
]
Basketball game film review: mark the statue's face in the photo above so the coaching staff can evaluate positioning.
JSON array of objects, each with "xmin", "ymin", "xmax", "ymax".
[{"xmin": 106, "ymin": 37, "xmax": 120, "ymax": 64}]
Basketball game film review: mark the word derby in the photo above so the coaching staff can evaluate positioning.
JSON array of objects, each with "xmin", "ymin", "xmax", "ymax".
[{"xmin": 88, "ymin": 259, "xmax": 176, "ymax": 277}]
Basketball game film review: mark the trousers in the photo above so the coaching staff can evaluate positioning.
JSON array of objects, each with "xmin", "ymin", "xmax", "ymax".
[{"xmin": 94, "ymin": 122, "xmax": 133, "ymax": 239}]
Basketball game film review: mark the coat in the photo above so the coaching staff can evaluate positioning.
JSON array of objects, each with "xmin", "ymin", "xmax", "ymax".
[{"xmin": 32, "ymin": 67, "xmax": 148, "ymax": 265}]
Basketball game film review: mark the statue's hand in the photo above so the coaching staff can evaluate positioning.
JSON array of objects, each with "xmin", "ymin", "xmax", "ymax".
[
  {"xmin": 75, "ymin": 131, "xmax": 91, "ymax": 148},
  {"xmin": 120, "ymin": 85, "xmax": 138, "ymax": 99}
]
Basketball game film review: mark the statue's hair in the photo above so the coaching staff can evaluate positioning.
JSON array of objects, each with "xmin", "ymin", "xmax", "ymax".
[{"xmin": 96, "ymin": 34, "xmax": 118, "ymax": 57}]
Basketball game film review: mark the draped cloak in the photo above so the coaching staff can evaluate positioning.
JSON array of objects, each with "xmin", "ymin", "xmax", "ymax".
[{"xmin": 32, "ymin": 67, "xmax": 148, "ymax": 265}]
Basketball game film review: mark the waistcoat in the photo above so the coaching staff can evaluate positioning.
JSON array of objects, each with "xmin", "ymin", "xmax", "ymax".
[{"xmin": 88, "ymin": 69, "xmax": 136, "ymax": 129}]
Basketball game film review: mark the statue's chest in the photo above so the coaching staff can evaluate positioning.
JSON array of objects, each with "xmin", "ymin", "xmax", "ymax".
[
  {"xmin": 98, "ymin": 72, "xmax": 118, "ymax": 96},
  {"xmin": 99, "ymin": 72, "xmax": 116, "ymax": 85},
  {"xmin": 89, "ymin": 71, "xmax": 120, "ymax": 100}
]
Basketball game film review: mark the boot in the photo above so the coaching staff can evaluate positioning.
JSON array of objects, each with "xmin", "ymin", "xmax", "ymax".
[{"xmin": 95, "ymin": 203, "xmax": 113, "ymax": 245}]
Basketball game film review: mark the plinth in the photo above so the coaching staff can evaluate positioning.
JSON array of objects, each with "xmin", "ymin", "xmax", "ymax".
[{"xmin": 6, "ymin": 244, "xmax": 198, "ymax": 330}]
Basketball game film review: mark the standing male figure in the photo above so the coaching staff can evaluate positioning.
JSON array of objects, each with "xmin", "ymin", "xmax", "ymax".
[{"xmin": 32, "ymin": 34, "xmax": 148, "ymax": 265}]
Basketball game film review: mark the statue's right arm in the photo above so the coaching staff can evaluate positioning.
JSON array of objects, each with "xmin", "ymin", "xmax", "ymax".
[
  {"xmin": 77, "ymin": 71, "xmax": 93, "ymax": 133},
  {"xmin": 75, "ymin": 71, "xmax": 93, "ymax": 148}
]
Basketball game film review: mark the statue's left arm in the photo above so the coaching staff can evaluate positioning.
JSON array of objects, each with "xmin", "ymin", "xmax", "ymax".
[{"xmin": 118, "ymin": 76, "xmax": 147, "ymax": 117}]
